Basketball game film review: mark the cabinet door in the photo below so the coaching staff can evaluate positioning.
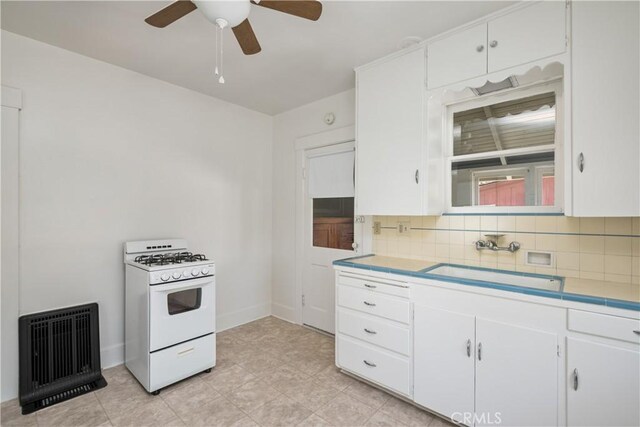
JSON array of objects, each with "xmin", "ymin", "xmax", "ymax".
[
  {"xmin": 475, "ymin": 318, "xmax": 558, "ymax": 427},
  {"xmin": 571, "ymin": 1, "xmax": 640, "ymax": 216},
  {"xmin": 356, "ymin": 47, "xmax": 425, "ymax": 215},
  {"xmin": 487, "ymin": 1, "xmax": 566, "ymax": 73},
  {"xmin": 567, "ymin": 338, "xmax": 640, "ymax": 427},
  {"xmin": 414, "ymin": 305, "xmax": 475, "ymax": 421},
  {"xmin": 427, "ymin": 23, "xmax": 487, "ymax": 89}
]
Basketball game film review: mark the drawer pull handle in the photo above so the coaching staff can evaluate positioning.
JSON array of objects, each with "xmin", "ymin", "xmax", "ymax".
[
  {"xmin": 178, "ymin": 347, "xmax": 195, "ymax": 356},
  {"xmin": 466, "ymin": 339, "xmax": 471, "ymax": 358},
  {"xmin": 573, "ymin": 368, "xmax": 579, "ymax": 391},
  {"xmin": 364, "ymin": 328, "xmax": 377, "ymax": 335},
  {"xmin": 363, "ymin": 360, "xmax": 377, "ymax": 368},
  {"xmin": 477, "ymin": 342, "xmax": 482, "ymax": 361},
  {"xmin": 633, "ymin": 330, "xmax": 640, "ymax": 335},
  {"xmin": 364, "ymin": 283, "xmax": 377, "ymax": 289},
  {"xmin": 363, "ymin": 301, "xmax": 376, "ymax": 307}
]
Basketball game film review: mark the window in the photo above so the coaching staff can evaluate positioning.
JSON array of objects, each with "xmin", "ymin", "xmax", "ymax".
[
  {"xmin": 447, "ymin": 81, "xmax": 562, "ymax": 213},
  {"xmin": 313, "ymin": 197, "xmax": 354, "ymax": 250},
  {"xmin": 167, "ymin": 288, "xmax": 202, "ymax": 315}
]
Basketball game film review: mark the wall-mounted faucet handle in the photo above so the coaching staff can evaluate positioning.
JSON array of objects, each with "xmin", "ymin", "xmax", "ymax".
[
  {"xmin": 508, "ymin": 242, "xmax": 521, "ymax": 253},
  {"xmin": 475, "ymin": 240, "xmax": 487, "ymax": 250}
]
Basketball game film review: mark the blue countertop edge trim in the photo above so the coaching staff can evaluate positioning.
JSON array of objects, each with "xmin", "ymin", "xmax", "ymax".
[{"xmin": 332, "ymin": 255, "xmax": 640, "ymax": 312}]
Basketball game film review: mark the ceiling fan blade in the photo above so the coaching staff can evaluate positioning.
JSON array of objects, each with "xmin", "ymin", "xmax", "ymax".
[
  {"xmin": 145, "ymin": 0, "xmax": 197, "ymax": 28},
  {"xmin": 252, "ymin": 0, "xmax": 322, "ymax": 21},
  {"xmin": 232, "ymin": 19, "xmax": 262, "ymax": 55}
]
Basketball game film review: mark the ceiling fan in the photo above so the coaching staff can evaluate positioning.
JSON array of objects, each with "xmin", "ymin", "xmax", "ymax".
[{"xmin": 145, "ymin": 0, "xmax": 323, "ymax": 55}]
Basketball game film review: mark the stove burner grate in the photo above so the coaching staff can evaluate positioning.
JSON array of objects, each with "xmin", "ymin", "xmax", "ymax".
[{"xmin": 134, "ymin": 252, "xmax": 208, "ymax": 266}]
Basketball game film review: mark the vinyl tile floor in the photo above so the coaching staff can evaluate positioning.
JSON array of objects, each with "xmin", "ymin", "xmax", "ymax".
[{"xmin": 1, "ymin": 316, "xmax": 454, "ymax": 427}]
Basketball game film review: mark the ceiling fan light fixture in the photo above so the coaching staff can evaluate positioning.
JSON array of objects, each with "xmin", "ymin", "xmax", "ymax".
[{"xmin": 193, "ymin": 0, "xmax": 251, "ymax": 28}]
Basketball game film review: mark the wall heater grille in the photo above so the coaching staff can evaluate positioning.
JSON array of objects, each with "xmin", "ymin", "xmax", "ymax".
[{"xmin": 19, "ymin": 303, "xmax": 107, "ymax": 414}]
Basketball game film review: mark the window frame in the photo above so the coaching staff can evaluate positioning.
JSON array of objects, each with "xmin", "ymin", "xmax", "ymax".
[{"xmin": 444, "ymin": 79, "xmax": 564, "ymax": 214}]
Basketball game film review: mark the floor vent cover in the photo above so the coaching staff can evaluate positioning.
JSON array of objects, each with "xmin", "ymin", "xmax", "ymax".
[{"xmin": 19, "ymin": 303, "xmax": 107, "ymax": 414}]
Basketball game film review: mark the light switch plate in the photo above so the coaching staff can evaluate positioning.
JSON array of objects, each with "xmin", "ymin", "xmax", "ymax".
[
  {"xmin": 373, "ymin": 221, "xmax": 382, "ymax": 235},
  {"xmin": 397, "ymin": 221, "xmax": 411, "ymax": 237}
]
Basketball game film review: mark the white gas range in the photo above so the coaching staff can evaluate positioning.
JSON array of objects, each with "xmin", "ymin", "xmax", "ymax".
[{"xmin": 124, "ymin": 239, "xmax": 216, "ymax": 394}]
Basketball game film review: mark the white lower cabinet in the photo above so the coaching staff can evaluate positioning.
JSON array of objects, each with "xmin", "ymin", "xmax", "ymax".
[
  {"xmin": 414, "ymin": 305, "xmax": 558, "ymax": 426},
  {"xmin": 414, "ymin": 306, "xmax": 475, "ymax": 420},
  {"xmin": 567, "ymin": 338, "xmax": 640, "ymax": 427},
  {"xmin": 475, "ymin": 318, "xmax": 558, "ymax": 427},
  {"xmin": 335, "ymin": 270, "xmax": 640, "ymax": 427}
]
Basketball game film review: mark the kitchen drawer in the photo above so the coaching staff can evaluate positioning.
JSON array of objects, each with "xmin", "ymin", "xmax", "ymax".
[
  {"xmin": 150, "ymin": 333, "xmax": 216, "ymax": 391},
  {"xmin": 338, "ymin": 285, "xmax": 410, "ymax": 324},
  {"xmin": 339, "ymin": 274, "xmax": 409, "ymax": 299},
  {"xmin": 338, "ymin": 309, "xmax": 410, "ymax": 356},
  {"xmin": 337, "ymin": 335, "xmax": 410, "ymax": 396},
  {"xmin": 568, "ymin": 310, "xmax": 640, "ymax": 344}
]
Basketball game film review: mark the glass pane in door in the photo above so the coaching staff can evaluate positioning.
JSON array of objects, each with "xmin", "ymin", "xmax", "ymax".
[
  {"xmin": 313, "ymin": 197, "xmax": 354, "ymax": 250},
  {"xmin": 167, "ymin": 288, "xmax": 202, "ymax": 315}
]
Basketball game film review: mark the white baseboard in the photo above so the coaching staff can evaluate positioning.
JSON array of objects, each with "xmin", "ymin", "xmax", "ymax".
[
  {"xmin": 271, "ymin": 302, "xmax": 297, "ymax": 324},
  {"xmin": 101, "ymin": 342, "xmax": 124, "ymax": 369},
  {"xmin": 216, "ymin": 302, "xmax": 271, "ymax": 332}
]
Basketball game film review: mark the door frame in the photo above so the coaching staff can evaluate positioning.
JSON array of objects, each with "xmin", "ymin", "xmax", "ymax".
[{"xmin": 294, "ymin": 125, "xmax": 369, "ymax": 326}]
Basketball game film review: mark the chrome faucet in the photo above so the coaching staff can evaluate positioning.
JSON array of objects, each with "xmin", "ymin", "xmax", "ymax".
[{"xmin": 475, "ymin": 239, "xmax": 521, "ymax": 253}]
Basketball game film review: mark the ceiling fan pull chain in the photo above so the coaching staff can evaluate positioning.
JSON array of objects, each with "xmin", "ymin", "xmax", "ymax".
[
  {"xmin": 218, "ymin": 24, "xmax": 225, "ymax": 84},
  {"xmin": 214, "ymin": 25, "xmax": 219, "ymax": 76}
]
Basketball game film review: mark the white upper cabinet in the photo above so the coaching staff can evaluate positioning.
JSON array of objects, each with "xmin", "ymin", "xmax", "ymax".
[
  {"xmin": 427, "ymin": 24, "xmax": 487, "ymax": 89},
  {"xmin": 427, "ymin": 1, "xmax": 566, "ymax": 89},
  {"xmin": 487, "ymin": 1, "xmax": 566, "ymax": 73},
  {"xmin": 355, "ymin": 47, "xmax": 425, "ymax": 216},
  {"xmin": 570, "ymin": 1, "xmax": 640, "ymax": 217}
]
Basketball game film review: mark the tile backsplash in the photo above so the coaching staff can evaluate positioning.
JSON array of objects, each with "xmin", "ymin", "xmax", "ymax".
[{"xmin": 372, "ymin": 216, "xmax": 640, "ymax": 284}]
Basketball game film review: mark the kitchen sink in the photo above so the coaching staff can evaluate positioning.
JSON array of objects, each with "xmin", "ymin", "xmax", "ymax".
[{"xmin": 424, "ymin": 264, "xmax": 562, "ymax": 292}]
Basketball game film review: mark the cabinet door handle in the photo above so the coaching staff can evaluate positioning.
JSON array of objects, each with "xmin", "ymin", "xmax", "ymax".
[
  {"xmin": 573, "ymin": 368, "xmax": 579, "ymax": 391},
  {"xmin": 415, "ymin": 169, "xmax": 419, "ymax": 184},
  {"xmin": 364, "ymin": 283, "xmax": 377, "ymax": 289},
  {"xmin": 363, "ymin": 301, "xmax": 376, "ymax": 307},
  {"xmin": 633, "ymin": 330, "xmax": 640, "ymax": 335},
  {"xmin": 477, "ymin": 342, "xmax": 482, "ymax": 361},
  {"xmin": 476, "ymin": 45, "xmax": 484, "ymax": 52},
  {"xmin": 489, "ymin": 40, "xmax": 498, "ymax": 48},
  {"xmin": 363, "ymin": 360, "xmax": 377, "ymax": 367},
  {"xmin": 364, "ymin": 328, "xmax": 377, "ymax": 335},
  {"xmin": 578, "ymin": 153, "xmax": 585, "ymax": 173},
  {"xmin": 466, "ymin": 339, "xmax": 472, "ymax": 358}
]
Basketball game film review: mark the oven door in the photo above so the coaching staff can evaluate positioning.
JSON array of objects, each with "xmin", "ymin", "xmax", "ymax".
[{"xmin": 149, "ymin": 276, "xmax": 215, "ymax": 352}]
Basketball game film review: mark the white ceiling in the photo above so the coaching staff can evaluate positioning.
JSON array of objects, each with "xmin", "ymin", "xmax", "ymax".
[{"xmin": 1, "ymin": 1, "xmax": 514, "ymax": 115}]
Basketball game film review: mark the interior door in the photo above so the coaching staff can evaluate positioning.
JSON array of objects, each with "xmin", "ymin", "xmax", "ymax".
[
  {"xmin": 475, "ymin": 318, "xmax": 558, "ymax": 427},
  {"xmin": 413, "ymin": 305, "xmax": 475, "ymax": 423},
  {"xmin": 303, "ymin": 142, "xmax": 357, "ymax": 334},
  {"xmin": 567, "ymin": 338, "xmax": 640, "ymax": 427}
]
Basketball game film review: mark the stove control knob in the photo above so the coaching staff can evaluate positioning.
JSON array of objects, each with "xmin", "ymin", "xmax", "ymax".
[
  {"xmin": 201, "ymin": 267, "xmax": 210, "ymax": 275},
  {"xmin": 182, "ymin": 271, "xmax": 190, "ymax": 278},
  {"xmin": 161, "ymin": 274, "xmax": 170, "ymax": 282},
  {"xmin": 172, "ymin": 272, "xmax": 181, "ymax": 280},
  {"xmin": 191, "ymin": 268, "xmax": 200, "ymax": 276}
]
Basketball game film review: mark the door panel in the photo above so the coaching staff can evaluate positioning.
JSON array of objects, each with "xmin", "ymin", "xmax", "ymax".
[
  {"xmin": 475, "ymin": 318, "xmax": 558, "ymax": 427},
  {"xmin": 414, "ymin": 305, "xmax": 475, "ymax": 421},
  {"xmin": 427, "ymin": 24, "xmax": 487, "ymax": 89},
  {"xmin": 571, "ymin": 1, "xmax": 640, "ymax": 216},
  {"xmin": 356, "ymin": 47, "xmax": 424, "ymax": 215},
  {"xmin": 487, "ymin": 1, "xmax": 566, "ymax": 73},
  {"xmin": 303, "ymin": 142, "xmax": 356, "ymax": 334},
  {"xmin": 567, "ymin": 338, "xmax": 640, "ymax": 426}
]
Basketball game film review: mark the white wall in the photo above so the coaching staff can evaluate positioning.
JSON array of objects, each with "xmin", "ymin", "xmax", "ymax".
[
  {"xmin": 1, "ymin": 30, "xmax": 273, "ymax": 400},
  {"xmin": 271, "ymin": 89, "xmax": 355, "ymax": 322}
]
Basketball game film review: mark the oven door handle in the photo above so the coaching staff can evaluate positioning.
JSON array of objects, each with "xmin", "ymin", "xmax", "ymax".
[{"xmin": 151, "ymin": 277, "xmax": 214, "ymax": 292}]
